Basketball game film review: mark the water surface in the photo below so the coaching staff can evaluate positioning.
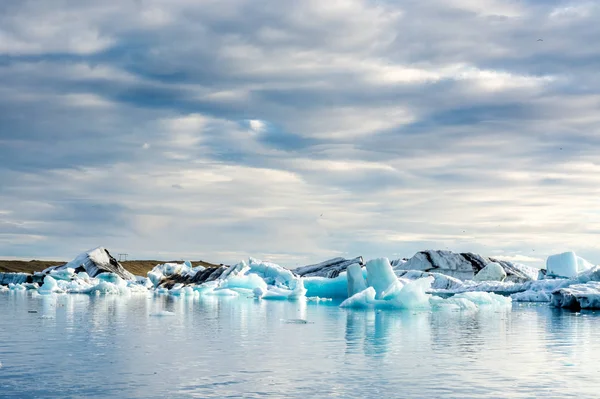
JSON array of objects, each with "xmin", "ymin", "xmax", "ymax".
[{"xmin": 1, "ymin": 292, "xmax": 599, "ymax": 398}]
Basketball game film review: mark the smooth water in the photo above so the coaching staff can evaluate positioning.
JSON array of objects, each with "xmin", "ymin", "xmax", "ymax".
[{"xmin": 1, "ymin": 293, "xmax": 600, "ymax": 398}]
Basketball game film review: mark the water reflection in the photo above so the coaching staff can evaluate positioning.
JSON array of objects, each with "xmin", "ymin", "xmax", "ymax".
[
  {"xmin": 344, "ymin": 309, "xmax": 432, "ymax": 357},
  {"xmin": 4, "ymin": 294, "xmax": 600, "ymax": 398}
]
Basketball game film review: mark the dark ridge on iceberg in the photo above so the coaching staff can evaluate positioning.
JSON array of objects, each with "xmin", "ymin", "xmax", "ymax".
[
  {"xmin": 295, "ymin": 257, "xmax": 364, "ymax": 278},
  {"xmin": 397, "ymin": 250, "xmax": 538, "ymax": 283},
  {"xmin": 461, "ymin": 252, "xmax": 488, "ymax": 272},
  {"xmin": 43, "ymin": 247, "xmax": 136, "ymax": 281},
  {"xmin": 157, "ymin": 265, "xmax": 229, "ymax": 289}
]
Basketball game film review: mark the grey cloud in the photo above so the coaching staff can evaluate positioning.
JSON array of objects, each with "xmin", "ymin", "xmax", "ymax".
[{"xmin": 1, "ymin": 0, "xmax": 600, "ymax": 265}]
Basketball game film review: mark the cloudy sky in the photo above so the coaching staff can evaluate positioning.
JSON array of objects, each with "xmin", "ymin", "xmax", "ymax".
[{"xmin": 1, "ymin": 0, "xmax": 599, "ymax": 267}]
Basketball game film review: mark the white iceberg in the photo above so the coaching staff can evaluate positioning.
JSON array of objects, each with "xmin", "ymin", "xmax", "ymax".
[
  {"xmin": 347, "ymin": 264, "xmax": 368, "ymax": 297},
  {"xmin": 546, "ymin": 251, "xmax": 594, "ymax": 278},
  {"xmin": 474, "ymin": 262, "xmax": 507, "ymax": 282},
  {"xmin": 365, "ymin": 258, "xmax": 398, "ymax": 299}
]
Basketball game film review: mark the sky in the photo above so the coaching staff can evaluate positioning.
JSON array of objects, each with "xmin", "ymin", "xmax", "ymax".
[{"xmin": 1, "ymin": 0, "xmax": 600, "ymax": 267}]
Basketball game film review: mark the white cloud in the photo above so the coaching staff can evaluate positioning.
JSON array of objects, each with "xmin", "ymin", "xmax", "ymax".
[
  {"xmin": 2, "ymin": 0, "xmax": 600, "ymax": 265},
  {"xmin": 248, "ymin": 119, "xmax": 266, "ymax": 133}
]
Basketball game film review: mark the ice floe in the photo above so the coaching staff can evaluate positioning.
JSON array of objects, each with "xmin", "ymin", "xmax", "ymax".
[{"xmin": 3, "ymin": 246, "xmax": 600, "ymax": 310}]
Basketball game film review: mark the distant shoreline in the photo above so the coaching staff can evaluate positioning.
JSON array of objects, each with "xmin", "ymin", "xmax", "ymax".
[{"xmin": 0, "ymin": 260, "xmax": 221, "ymax": 276}]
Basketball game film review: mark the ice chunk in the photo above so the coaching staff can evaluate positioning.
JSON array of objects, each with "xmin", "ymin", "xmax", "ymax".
[
  {"xmin": 49, "ymin": 268, "xmax": 75, "ymax": 281},
  {"xmin": 9, "ymin": 283, "xmax": 26, "ymax": 291},
  {"xmin": 147, "ymin": 261, "xmax": 204, "ymax": 288},
  {"xmin": 387, "ymin": 277, "xmax": 432, "ymax": 309},
  {"xmin": 365, "ymin": 258, "xmax": 398, "ymax": 299},
  {"xmin": 307, "ymin": 296, "xmax": 333, "ymax": 303},
  {"xmin": 340, "ymin": 286, "xmax": 377, "ymax": 308},
  {"xmin": 546, "ymin": 252, "xmax": 579, "ymax": 278},
  {"xmin": 0, "ymin": 272, "xmax": 30, "ymax": 286},
  {"xmin": 150, "ymin": 311, "xmax": 176, "ymax": 317},
  {"xmin": 38, "ymin": 276, "xmax": 63, "ymax": 295},
  {"xmin": 247, "ymin": 258, "xmax": 298, "ymax": 289},
  {"xmin": 396, "ymin": 270, "xmax": 464, "ymax": 290},
  {"xmin": 551, "ymin": 282, "xmax": 600, "ymax": 309},
  {"xmin": 58, "ymin": 247, "xmax": 135, "ymax": 280},
  {"xmin": 576, "ymin": 256, "xmax": 594, "ymax": 274},
  {"xmin": 341, "ymin": 278, "xmax": 432, "ymax": 310},
  {"xmin": 221, "ymin": 273, "xmax": 267, "ymax": 292},
  {"xmin": 259, "ymin": 279, "xmax": 307, "ymax": 300},
  {"xmin": 347, "ymin": 264, "xmax": 367, "ymax": 297},
  {"xmin": 82, "ymin": 275, "xmax": 128, "ymax": 295},
  {"xmin": 304, "ymin": 273, "xmax": 348, "ymax": 298},
  {"xmin": 474, "ymin": 262, "xmax": 507, "ymax": 282},
  {"xmin": 452, "ymin": 291, "xmax": 512, "ymax": 307}
]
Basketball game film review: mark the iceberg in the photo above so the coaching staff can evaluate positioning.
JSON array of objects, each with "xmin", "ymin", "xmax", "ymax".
[
  {"xmin": 304, "ymin": 274, "xmax": 348, "ymax": 298},
  {"xmin": 147, "ymin": 261, "xmax": 206, "ymax": 288},
  {"xmin": 347, "ymin": 264, "xmax": 368, "ymax": 297},
  {"xmin": 38, "ymin": 276, "xmax": 63, "ymax": 295},
  {"xmin": 551, "ymin": 282, "xmax": 600, "ymax": 309},
  {"xmin": 0, "ymin": 272, "xmax": 30, "ymax": 286},
  {"xmin": 44, "ymin": 247, "xmax": 135, "ymax": 281},
  {"xmin": 295, "ymin": 256, "xmax": 364, "ymax": 278},
  {"xmin": 341, "ymin": 276, "xmax": 512, "ymax": 311},
  {"xmin": 365, "ymin": 258, "xmax": 398, "ymax": 299},
  {"xmin": 546, "ymin": 252, "xmax": 594, "ymax": 278},
  {"xmin": 395, "ymin": 250, "xmax": 538, "ymax": 282}
]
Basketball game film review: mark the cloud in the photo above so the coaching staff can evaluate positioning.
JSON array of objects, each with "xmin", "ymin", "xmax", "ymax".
[{"xmin": 1, "ymin": 0, "xmax": 600, "ymax": 266}]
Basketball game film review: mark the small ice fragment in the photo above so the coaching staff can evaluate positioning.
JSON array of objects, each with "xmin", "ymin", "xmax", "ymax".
[
  {"xmin": 281, "ymin": 319, "xmax": 311, "ymax": 324},
  {"xmin": 150, "ymin": 311, "xmax": 176, "ymax": 317}
]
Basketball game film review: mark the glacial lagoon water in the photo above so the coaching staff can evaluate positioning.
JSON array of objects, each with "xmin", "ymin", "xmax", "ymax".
[{"xmin": 1, "ymin": 293, "xmax": 600, "ymax": 398}]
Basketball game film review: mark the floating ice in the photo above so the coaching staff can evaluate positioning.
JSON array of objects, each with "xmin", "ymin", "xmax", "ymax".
[
  {"xmin": 347, "ymin": 264, "xmax": 368, "ymax": 297},
  {"xmin": 396, "ymin": 270, "xmax": 464, "ymax": 290},
  {"xmin": 546, "ymin": 252, "xmax": 594, "ymax": 278},
  {"xmin": 307, "ymin": 296, "xmax": 333, "ymax": 303},
  {"xmin": 8, "ymin": 283, "xmax": 26, "ymax": 291},
  {"xmin": 546, "ymin": 252, "xmax": 579, "ymax": 278},
  {"xmin": 342, "ymin": 276, "xmax": 512, "ymax": 311},
  {"xmin": 395, "ymin": 250, "xmax": 538, "ymax": 282},
  {"xmin": 365, "ymin": 258, "xmax": 398, "ymax": 299},
  {"xmin": 221, "ymin": 273, "xmax": 267, "ymax": 292},
  {"xmin": 0, "ymin": 272, "xmax": 30, "ymax": 286},
  {"xmin": 38, "ymin": 276, "xmax": 63, "ymax": 295},
  {"xmin": 295, "ymin": 256, "xmax": 364, "ymax": 278},
  {"xmin": 50, "ymin": 247, "xmax": 135, "ymax": 280},
  {"xmin": 150, "ymin": 311, "xmax": 176, "ymax": 317},
  {"xmin": 304, "ymin": 273, "xmax": 348, "ymax": 298},
  {"xmin": 474, "ymin": 262, "xmax": 507, "ymax": 282},
  {"xmin": 551, "ymin": 282, "xmax": 600, "ymax": 309},
  {"xmin": 281, "ymin": 319, "xmax": 311, "ymax": 324}
]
